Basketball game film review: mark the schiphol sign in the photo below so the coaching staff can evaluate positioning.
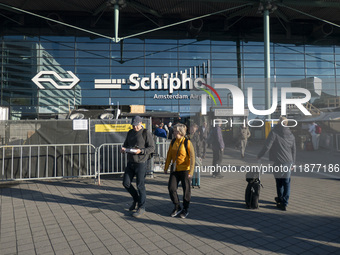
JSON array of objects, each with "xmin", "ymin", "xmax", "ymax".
[
  {"xmin": 94, "ymin": 72, "xmax": 206, "ymax": 94},
  {"xmin": 95, "ymin": 72, "xmax": 312, "ymax": 121},
  {"xmin": 32, "ymin": 70, "xmax": 312, "ymax": 122}
]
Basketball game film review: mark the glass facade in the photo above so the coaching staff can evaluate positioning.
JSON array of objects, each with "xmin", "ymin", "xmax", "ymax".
[{"xmin": 1, "ymin": 35, "xmax": 340, "ymax": 119}]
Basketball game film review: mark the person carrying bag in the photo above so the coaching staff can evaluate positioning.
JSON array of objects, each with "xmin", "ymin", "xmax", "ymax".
[{"xmin": 164, "ymin": 124, "xmax": 195, "ymax": 218}]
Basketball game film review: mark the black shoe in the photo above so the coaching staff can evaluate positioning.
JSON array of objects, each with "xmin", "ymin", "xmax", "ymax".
[
  {"xmin": 129, "ymin": 201, "xmax": 137, "ymax": 211},
  {"xmin": 170, "ymin": 207, "xmax": 182, "ymax": 217},
  {"xmin": 179, "ymin": 209, "xmax": 189, "ymax": 219},
  {"xmin": 278, "ymin": 204, "xmax": 287, "ymax": 211},
  {"xmin": 132, "ymin": 207, "xmax": 145, "ymax": 218},
  {"xmin": 275, "ymin": 197, "xmax": 282, "ymax": 207}
]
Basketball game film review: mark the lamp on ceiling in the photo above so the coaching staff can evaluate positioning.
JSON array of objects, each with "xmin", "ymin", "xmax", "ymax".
[
  {"xmin": 187, "ymin": 19, "xmax": 203, "ymax": 38},
  {"xmin": 257, "ymin": 0, "xmax": 277, "ymax": 14}
]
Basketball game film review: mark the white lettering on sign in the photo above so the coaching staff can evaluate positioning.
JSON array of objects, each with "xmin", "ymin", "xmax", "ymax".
[{"xmin": 129, "ymin": 73, "xmax": 205, "ymax": 94}]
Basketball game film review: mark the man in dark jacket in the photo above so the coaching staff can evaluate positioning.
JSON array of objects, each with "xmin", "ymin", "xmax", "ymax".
[
  {"xmin": 200, "ymin": 122, "xmax": 209, "ymax": 158},
  {"xmin": 190, "ymin": 123, "xmax": 202, "ymax": 158},
  {"xmin": 122, "ymin": 116, "xmax": 155, "ymax": 217},
  {"xmin": 257, "ymin": 116, "xmax": 296, "ymax": 211},
  {"xmin": 211, "ymin": 122, "xmax": 225, "ymax": 178}
]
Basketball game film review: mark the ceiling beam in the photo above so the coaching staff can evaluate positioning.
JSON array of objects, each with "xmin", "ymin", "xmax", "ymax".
[
  {"xmin": 274, "ymin": 8, "xmax": 290, "ymax": 23},
  {"xmin": 127, "ymin": 0, "xmax": 162, "ymax": 18},
  {"xmin": 191, "ymin": 0, "xmax": 340, "ymax": 8},
  {"xmin": 226, "ymin": 5, "xmax": 255, "ymax": 20}
]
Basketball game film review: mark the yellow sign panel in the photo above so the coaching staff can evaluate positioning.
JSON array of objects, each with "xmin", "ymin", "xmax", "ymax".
[{"xmin": 95, "ymin": 123, "xmax": 146, "ymax": 133}]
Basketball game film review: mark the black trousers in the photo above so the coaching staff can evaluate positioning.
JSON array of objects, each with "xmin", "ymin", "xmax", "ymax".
[
  {"xmin": 212, "ymin": 148, "xmax": 223, "ymax": 173},
  {"xmin": 122, "ymin": 161, "xmax": 147, "ymax": 209},
  {"xmin": 168, "ymin": 171, "xmax": 191, "ymax": 210}
]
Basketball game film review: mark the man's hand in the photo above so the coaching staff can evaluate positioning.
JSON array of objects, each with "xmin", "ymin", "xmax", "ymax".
[
  {"xmin": 121, "ymin": 147, "xmax": 126, "ymax": 153},
  {"xmin": 135, "ymin": 149, "xmax": 141, "ymax": 154},
  {"xmin": 188, "ymin": 174, "xmax": 192, "ymax": 179}
]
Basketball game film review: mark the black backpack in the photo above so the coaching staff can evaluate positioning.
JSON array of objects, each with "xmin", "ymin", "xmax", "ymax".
[{"xmin": 142, "ymin": 129, "xmax": 154, "ymax": 159}]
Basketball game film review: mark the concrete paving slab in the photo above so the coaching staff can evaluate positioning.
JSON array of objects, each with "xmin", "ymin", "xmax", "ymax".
[{"xmin": 1, "ymin": 145, "xmax": 340, "ymax": 254}]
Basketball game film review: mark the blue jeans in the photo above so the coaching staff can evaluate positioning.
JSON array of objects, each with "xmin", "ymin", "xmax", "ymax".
[
  {"xmin": 274, "ymin": 162, "xmax": 292, "ymax": 206},
  {"xmin": 123, "ymin": 161, "xmax": 147, "ymax": 209}
]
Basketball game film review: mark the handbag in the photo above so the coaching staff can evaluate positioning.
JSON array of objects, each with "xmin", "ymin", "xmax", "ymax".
[
  {"xmin": 170, "ymin": 138, "xmax": 184, "ymax": 173},
  {"xmin": 170, "ymin": 161, "xmax": 176, "ymax": 173}
]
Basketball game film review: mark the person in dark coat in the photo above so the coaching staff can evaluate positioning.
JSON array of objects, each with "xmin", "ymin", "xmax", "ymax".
[
  {"xmin": 257, "ymin": 116, "xmax": 296, "ymax": 211},
  {"xmin": 167, "ymin": 122, "xmax": 174, "ymax": 139},
  {"xmin": 210, "ymin": 122, "xmax": 225, "ymax": 178},
  {"xmin": 200, "ymin": 122, "xmax": 209, "ymax": 158},
  {"xmin": 190, "ymin": 123, "xmax": 202, "ymax": 158},
  {"xmin": 121, "ymin": 116, "xmax": 155, "ymax": 217},
  {"xmin": 154, "ymin": 124, "xmax": 167, "ymax": 139}
]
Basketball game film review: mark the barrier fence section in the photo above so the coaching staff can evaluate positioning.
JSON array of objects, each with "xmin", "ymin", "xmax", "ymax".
[
  {"xmin": 153, "ymin": 137, "xmax": 171, "ymax": 172},
  {"xmin": 0, "ymin": 137, "xmax": 171, "ymax": 182},
  {"xmin": 0, "ymin": 144, "xmax": 96, "ymax": 181},
  {"xmin": 96, "ymin": 137, "xmax": 171, "ymax": 181},
  {"xmin": 97, "ymin": 143, "xmax": 127, "ymax": 175}
]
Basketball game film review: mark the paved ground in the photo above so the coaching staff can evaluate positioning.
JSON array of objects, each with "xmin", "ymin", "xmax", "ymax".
[{"xmin": 1, "ymin": 144, "xmax": 340, "ymax": 255}]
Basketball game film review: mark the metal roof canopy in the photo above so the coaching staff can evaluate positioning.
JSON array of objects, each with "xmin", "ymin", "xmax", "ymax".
[
  {"xmin": 0, "ymin": 0, "xmax": 340, "ymax": 44},
  {"xmin": 1, "ymin": 0, "xmax": 340, "ymax": 118}
]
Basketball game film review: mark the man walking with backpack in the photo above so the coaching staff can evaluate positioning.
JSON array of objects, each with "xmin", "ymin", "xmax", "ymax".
[
  {"xmin": 121, "ymin": 116, "xmax": 155, "ymax": 218},
  {"xmin": 257, "ymin": 117, "xmax": 296, "ymax": 211}
]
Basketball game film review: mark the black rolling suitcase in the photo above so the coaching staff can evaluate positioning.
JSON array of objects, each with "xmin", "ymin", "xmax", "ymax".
[{"xmin": 245, "ymin": 171, "xmax": 262, "ymax": 209}]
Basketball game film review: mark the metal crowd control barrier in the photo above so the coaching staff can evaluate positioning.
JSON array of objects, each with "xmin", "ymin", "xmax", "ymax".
[
  {"xmin": 0, "ymin": 139, "xmax": 171, "ymax": 183},
  {"xmin": 153, "ymin": 137, "xmax": 171, "ymax": 172},
  {"xmin": 0, "ymin": 144, "xmax": 96, "ymax": 181},
  {"xmin": 97, "ymin": 143, "xmax": 127, "ymax": 174},
  {"xmin": 96, "ymin": 139, "xmax": 171, "ymax": 184}
]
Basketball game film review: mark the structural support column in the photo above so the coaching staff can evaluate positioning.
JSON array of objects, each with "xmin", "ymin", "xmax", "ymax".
[
  {"xmin": 264, "ymin": 9, "xmax": 271, "ymax": 119},
  {"xmin": 236, "ymin": 38, "xmax": 243, "ymax": 90},
  {"xmin": 114, "ymin": 4, "xmax": 119, "ymax": 43}
]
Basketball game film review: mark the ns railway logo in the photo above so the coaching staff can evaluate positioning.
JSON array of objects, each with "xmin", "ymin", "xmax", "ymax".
[
  {"xmin": 32, "ymin": 71, "xmax": 312, "ymax": 117},
  {"xmin": 32, "ymin": 71, "xmax": 80, "ymax": 89}
]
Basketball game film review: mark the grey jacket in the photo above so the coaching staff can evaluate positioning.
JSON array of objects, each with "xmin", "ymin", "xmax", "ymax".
[
  {"xmin": 190, "ymin": 131, "xmax": 202, "ymax": 158},
  {"xmin": 123, "ymin": 128, "xmax": 155, "ymax": 163},
  {"xmin": 258, "ymin": 124, "xmax": 296, "ymax": 164},
  {"xmin": 210, "ymin": 126, "xmax": 225, "ymax": 150}
]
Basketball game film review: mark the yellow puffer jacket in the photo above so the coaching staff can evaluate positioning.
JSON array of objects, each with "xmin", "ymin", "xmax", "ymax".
[{"xmin": 164, "ymin": 137, "xmax": 195, "ymax": 176}]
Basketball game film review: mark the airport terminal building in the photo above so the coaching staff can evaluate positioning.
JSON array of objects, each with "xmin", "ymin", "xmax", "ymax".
[{"xmin": 1, "ymin": 0, "xmax": 340, "ymax": 120}]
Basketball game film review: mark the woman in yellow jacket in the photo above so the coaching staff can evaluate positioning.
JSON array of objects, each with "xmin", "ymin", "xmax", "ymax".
[{"xmin": 164, "ymin": 123, "xmax": 195, "ymax": 218}]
